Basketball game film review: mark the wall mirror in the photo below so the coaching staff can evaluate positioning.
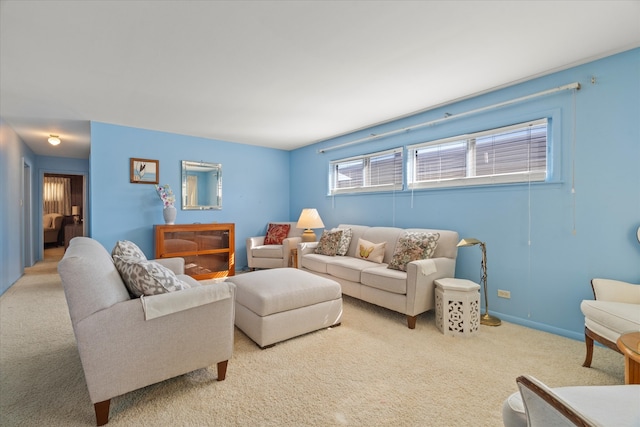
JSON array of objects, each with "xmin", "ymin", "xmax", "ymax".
[{"xmin": 181, "ymin": 160, "xmax": 222, "ymax": 210}]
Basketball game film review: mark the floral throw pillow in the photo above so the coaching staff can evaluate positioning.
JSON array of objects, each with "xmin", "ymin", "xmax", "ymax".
[
  {"xmin": 331, "ymin": 227, "xmax": 353, "ymax": 256},
  {"xmin": 111, "ymin": 240, "xmax": 147, "ymax": 260},
  {"xmin": 263, "ymin": 223, "xmax": 291, "ymax": 245},
  {"xmin": 314, "ymin": 229, "xmax": 343, "ymax": 256},
  {"xmin": 355, "ymin": 238, "xmax": 386, "ymax": 263},
  {"xmin": 113, "ymin": 255, "xmax": 190, "ymax": 297},
  {"xmin": 387, "ymin": 232, "xmax": 440, "ymax": 272}
]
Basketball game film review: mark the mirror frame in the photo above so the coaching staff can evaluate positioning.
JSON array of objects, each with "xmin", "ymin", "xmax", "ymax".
[{"xmin": 181, "ymin": 160, "xmax": 222, "ymax": 210}]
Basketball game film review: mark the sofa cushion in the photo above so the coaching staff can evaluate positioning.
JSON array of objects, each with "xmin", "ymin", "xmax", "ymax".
[
  {"xmin": 327, "ymin": 256, "xmax": 382, "ymax": 283},
  {"xmin": 301, "ymin": 253, "xmax": 334, "ymax": 274},
  {"xmin": 388, "ymin": 232, "xmax": 440, "ymax": 272},
  {"xmin": 113, "ymin": 255, "xmax": 190, "ymax": 297},
  {"xmin": 361, "ymin": 266, "xmax": 408, "ymax": 294},
  {"xmin": 264, "ymin": 223, "xmax": 291, "ymax": 245},
  {"xmin": 355, "ymin": 238, "xmax": 386, "ymax": 263},
  {"xmin": 112, "ymin": 240, "xmax": 147, "ymax": 260},
  {"xmin": 315, "ymin": 229, "xmax": 343, "ymax": 256},
  {"xmin": 332, "ymin": 227, "xmax": 353, "ymax": 256}
]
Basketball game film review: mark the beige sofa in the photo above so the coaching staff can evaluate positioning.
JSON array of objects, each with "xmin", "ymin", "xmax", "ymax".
[
  {"xmin": 297, "ymin": 224, "xmax": 459, "ymax": 329},
  {"xmin": 58, "ymin": 237, "xmax": 235, "ymax": 425}
]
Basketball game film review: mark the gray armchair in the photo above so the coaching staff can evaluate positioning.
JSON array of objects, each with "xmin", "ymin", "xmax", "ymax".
[
  {"xmin": 43, "ymin": 213, "xmax": 63, "ymax": 244},
  {"xmin": 58, "ymin": 237, "xmax": 235, "ymax": 425}
]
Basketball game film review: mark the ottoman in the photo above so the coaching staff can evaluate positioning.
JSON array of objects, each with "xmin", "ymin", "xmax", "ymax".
[{"xmin": 226, "ymin": 268, "xmax": 342, "ymax": 348}]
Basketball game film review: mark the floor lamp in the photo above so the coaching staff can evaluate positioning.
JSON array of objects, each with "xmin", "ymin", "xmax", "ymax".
[{"xmin": 457, "ymin": 238, "xmax": 501, "ymax": 326}]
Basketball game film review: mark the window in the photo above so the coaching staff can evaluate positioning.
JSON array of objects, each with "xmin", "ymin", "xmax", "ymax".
[
  {"xmin": 407, "ymin": 119, "xmax": 548, "ymax": 189},
  {"xmin": 329, "ymin": 148, "xmax": 403, "ymax": 195}
]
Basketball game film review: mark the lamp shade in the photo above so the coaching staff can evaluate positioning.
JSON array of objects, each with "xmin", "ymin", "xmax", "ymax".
[
  {"xmin": 72, "ymin": 206, "xmax": 79, "ymax": 216},
  {"xmin": 296, "ymin": 208, "xmax": 324, "ymax": 230},
  {"xmin": 457, "ymin": 238, "xmax": 482, "ymax": 247}
]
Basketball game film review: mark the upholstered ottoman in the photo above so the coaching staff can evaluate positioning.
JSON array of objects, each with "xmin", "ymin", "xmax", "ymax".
[{"xmin": 226, "ymin": 268, "xmax": 342, "ymax": 348}]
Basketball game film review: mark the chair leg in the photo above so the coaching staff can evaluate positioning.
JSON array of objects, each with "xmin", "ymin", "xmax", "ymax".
[
  {"xmin": 94, "ymin": 399, "xmax": 110, "ymax": 426},
  {"xmin": 583, "ymin": 331, "xmax": 594, "ymax": 367},
  {"xmin": 217, "ymin": 360, "xmax": 228, "ymax": 381},
  {"xmin": 407, "ymin": 315, "xmax": 417, "ymax": 329}
]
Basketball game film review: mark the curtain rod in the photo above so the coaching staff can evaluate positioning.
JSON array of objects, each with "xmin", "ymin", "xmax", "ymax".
[{"xmin": 318, "ymin": 82, "xmax": 581, "ymax": 154}]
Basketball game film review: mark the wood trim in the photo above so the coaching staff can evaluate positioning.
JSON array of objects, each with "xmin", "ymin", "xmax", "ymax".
[{"xmin": 516, "ymin": 376, "xmax": 593, "ymax": 427}]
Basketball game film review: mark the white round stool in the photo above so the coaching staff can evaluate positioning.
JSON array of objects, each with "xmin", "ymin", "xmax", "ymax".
[{"xmin": 435, "ymin": 278, "xmax": 481, "ymax": 337}]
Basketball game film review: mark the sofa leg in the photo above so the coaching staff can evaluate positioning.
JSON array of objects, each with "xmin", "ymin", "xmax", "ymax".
[
  {"xmin": 217, "ymin": 360, "xmax": 228, "ymax": 381},
  {"xmin": 407, "ymin": 315, "xmax": 417, "ymax": 329},
  {"xmin": 583, "ymin": 330, "xmax": 594, "ymax": 368},
  {"xmin": 94, "ymin": 399, "xmax": 110, "ymax": 426}
]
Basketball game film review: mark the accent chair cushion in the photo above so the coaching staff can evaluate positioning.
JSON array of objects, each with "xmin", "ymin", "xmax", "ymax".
[
  {"xmin": 113, "ymin": 255, "xmax": 190, "ymax": 297},
  {"xmin": 315, "ymin": 229, "xmax": 343, "ymax": 256},
  {"xmin": 332, "ymin": 227, "xmax": 353, "ymax": 256},
  {"xmin": 387, "ymin": 232, "xmax": 440, "ymax": 272},
  {"xmin": 355, "ymin": 238, "xmax": 386, "ymax": 263},
  {"xmin": 111, "ymin": 240, "xmax": 147, "ymax": 260},
  {"xmin": 263, "ymin": 223, "xmax": 291, "ymax": 245}
]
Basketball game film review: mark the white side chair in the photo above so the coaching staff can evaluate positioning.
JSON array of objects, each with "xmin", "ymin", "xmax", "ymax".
[
  {"xmin": 246, "ymin": 222, "xmax": 303, "ymax": 270},
  {"xmin": 502, "ymin": 375, "xmax": 640, "ymax": 427},
  {"xmin": 580, "ymin": 278, "xmax": 640, "ymax": 367}
]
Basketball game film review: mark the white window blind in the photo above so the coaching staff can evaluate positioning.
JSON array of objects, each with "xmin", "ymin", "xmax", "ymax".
[
  {"xmin": 330, "ymin": 148, "xmax": 403, "ymax": 195},
  {"xmin": 408, "ymin": 119, "xmax": 548, "ymax": 189}
]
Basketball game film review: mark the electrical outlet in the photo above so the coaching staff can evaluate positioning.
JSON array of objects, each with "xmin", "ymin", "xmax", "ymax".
[{"xmin": 497, "ymin": 289, "xmax": 511, "ymax": 299}]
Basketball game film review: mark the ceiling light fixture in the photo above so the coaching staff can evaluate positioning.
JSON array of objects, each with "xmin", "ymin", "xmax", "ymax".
[{"xmin": 48, "ymin": 135, "xmax": 61, "ymax": 145}]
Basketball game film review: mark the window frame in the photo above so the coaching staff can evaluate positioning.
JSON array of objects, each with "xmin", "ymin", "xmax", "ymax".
[
  {"xmin": 407, "ymin": 118, "xmax": 549, "ymax": 190},
  {"xmin": 329, "ymin": 148, "xmax": 403, "ymax": 195}
]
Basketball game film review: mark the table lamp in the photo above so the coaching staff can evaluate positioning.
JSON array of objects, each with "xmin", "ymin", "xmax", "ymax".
[
  {"xmin": 296, "ymin": 208, "xmax": 324, "ymax": 242},
  {"xmin": 72, "ymin": 206, "xmax": 80, "ymax": 224},
  {"xmin": 457, "ymin": 237, "xmax": 501, "ymax": 326}
]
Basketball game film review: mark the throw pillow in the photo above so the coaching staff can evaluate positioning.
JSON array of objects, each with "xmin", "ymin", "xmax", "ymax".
[
  {"xmin": 387, "ymin": 232, "xmax": 441, "ymax": 272},
  {"xmin": 111, "ymin": 240, "xmax": 147, "ymax": 260},
  {"xmin": 314, "ymin": 229, "xmax": 343, "ymax": 256},
  {"xmin": 355, "ymin": 238, "xmax": 386, "ymax": 263},
  {"xmin": 263, "ymin": 223, "xmax": 291, "ymax": 245},
  {"xmin": 331, "ymin": 227, "xmax": 353, "ymax": 256},
  {"xmin": 113, "ymin": 255, "xmax": 190, "ymax": 297}
]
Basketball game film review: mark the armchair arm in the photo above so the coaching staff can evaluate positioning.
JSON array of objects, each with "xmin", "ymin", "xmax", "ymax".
[
  {"xmin": 73, "ymin": 282, "xmax": 235, "ymax": 404},
  {"xmin": 591, "ymin": 278, "xmax": 640, "ymax": 304},
  {"xmin": 405, "ymin": 258, "xmax": 456, "ymax": 316},
  {"xmin": 246, "ymin": 236, "xmax": 266, "ymax": 248},
  {"xmin": 297, "ymin": 242, "xmax": 319, "ymax": 270},
  {"xmin": 153, "ymin": 257, "xmax": 185, "ymax": 275},
  {"xmin": 282, "ymin": 236, "xmax": 302, "ymax": 254}
]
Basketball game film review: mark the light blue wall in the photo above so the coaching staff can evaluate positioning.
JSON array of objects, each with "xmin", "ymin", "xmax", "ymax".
[
  {"xmin": 0, "ymin": 118, "xmax": 37, "ymax": 295},
  {"xmin": 290, "ymin": 48, "xmax": 640, "ymax": 340},
  {"xmin": 89, "ymin": 122, "xmax": 291, "ymax": 269}
]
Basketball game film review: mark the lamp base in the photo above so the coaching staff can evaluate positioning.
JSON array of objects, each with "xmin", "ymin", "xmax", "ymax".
[
  {"xmin": 301, "ymin": 229, "xmax": 317, "ymax": 242},
  {"xmin": 480, "ymin": 313, "xmax": 501, "ymax": 327}
]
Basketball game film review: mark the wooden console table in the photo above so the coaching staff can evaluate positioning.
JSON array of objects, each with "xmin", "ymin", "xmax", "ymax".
[
  {"xmin": 64, "ymin": 223, "xmax": 84, "ymax": 250},
  {"xmin": 154, "ymin": 223, "xmax": 235, "ymax": 280}
]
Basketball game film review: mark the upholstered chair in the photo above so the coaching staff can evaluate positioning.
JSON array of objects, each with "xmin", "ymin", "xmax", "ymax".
[
  {"xmin": 246, "ymin": 222, "xmax": 304, "ymax": 270},
  {"xmin": 502, "ymin": 375, "xmax": 640, "ymax": 427},
  {"xmin": 580, "ymin": 278, "xmax": 640, "ymax": 367}
]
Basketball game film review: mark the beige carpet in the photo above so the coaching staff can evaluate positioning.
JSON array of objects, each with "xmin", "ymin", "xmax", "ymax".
[{"xmin": 0, "ymin": 250, "xmax": 623, "ymax": 426}]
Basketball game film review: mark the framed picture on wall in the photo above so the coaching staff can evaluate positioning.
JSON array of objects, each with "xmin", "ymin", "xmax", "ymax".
[{"xmin": 130, "ymin": 158, "xmax": 159, "ymax": 184}]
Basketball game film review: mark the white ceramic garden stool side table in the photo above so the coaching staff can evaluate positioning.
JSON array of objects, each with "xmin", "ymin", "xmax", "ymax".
[{"xmin": 434, "ymin": 278, "xmax": 481, "ymax": 337}]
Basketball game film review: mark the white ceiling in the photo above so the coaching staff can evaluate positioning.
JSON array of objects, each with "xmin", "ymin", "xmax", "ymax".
[{"xmin": 1, "ymin": 1, "xmax": 639, "ymax": 159}]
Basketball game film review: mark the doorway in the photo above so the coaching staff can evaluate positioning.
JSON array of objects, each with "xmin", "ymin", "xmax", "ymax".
[
  {"xmin": 22, "ymin": 159, "xmax": 33, "ymax": 268},
  {"xmin": 42, "ymin": 173, "xmax": 86, "ymax": 254}
]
